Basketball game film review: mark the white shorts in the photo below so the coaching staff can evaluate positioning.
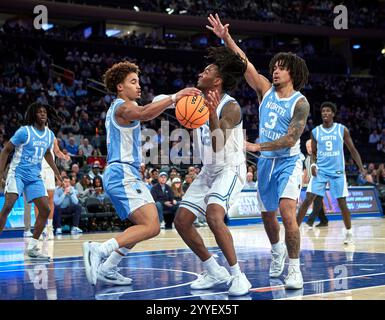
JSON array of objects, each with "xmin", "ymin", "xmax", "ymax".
[
  {"xmin": 179, "ymin": 164, "xmax": 246, "ymax": 218},
  {"xmin": 41, "ymin": 167, "xmax": 56, "ymax": 191}
]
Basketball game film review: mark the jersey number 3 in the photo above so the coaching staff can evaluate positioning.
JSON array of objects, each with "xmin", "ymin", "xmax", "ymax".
[{"xmin": 264, "ymin": 112, "xmax": 278, "ymax": 129}]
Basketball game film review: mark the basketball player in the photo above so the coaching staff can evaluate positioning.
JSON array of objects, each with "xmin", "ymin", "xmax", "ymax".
[
  {"xmin": 24, "ymin": 138, "xmax": 70, "ymax": 240},
  {"xmin": 82, "ymin": 61, "xmax": 201, "ymax": 286},
  {"xmin": 0, "ymin": 102, "xmax": 63, "ymax": 260},
  {"xmin": 296, "ymin": 102, "xmax": 365, "ymax": 244},
  {"xmin": 174, "ymin": 47, "xmax": 252, "ymax": 296},
  {"xmin": 208, "ymin": 14, "xmax": 309, "ymax": 289}
]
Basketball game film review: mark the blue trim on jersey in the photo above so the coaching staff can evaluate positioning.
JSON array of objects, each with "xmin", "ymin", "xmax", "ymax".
[
  {"xmin": 180, "ymin": 200, "xmax": 206, "ymax": 216},
  {"xmin": 209, "ymin": 174, "xmax": 238, "ymax": 210}
]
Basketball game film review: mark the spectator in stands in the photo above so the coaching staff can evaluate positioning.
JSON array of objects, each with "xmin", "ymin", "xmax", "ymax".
[
  {"xmin": 66, "ymin": 137, "xmax": 79, "ymax": 156},
  {"xmin": 194, "ymin": 165, "xmax": 201, "ymax": 176},
  {"xmin": 88, "ymin": 160, "xmax": 103, "ymax": 181},
  {"xmin": 70, "ymin": 175, "xmax": 77, "ymax": 187},
  {"xmin": 182, "ymin": 174, "xmax": 194, "ymax": 192},
  {"xmin": 75, "ymin": 174, "xmax": 93, "ymax": 205},
  {"xmin": 89, "ymin": 176, "xmax": 107, "ymax": 202},
  {"xmin": 244, "ymin": 172, "xmax": 256, "ymax": 189},
  {"xmin": 57, "ymin": 148, "xmax": 72, "ymax": 171},
  {"xmin": 151, "ymin": 172, "xmax": 177, "ymax": 229},
  {"xmin": 369, "ymin": 129, "xmax": 381, "ymax": 145},
  {"xmin": 70, "ymin": 163, "xmax": 82, "ymax": 181},
  {"xmin": 171, "ymin": 177, "xmax": 184, "ymax": 205},
  {"xmin": 149, "ymin": 168, "xmax": 159, "ymax": 186},
  {"xmin": 53, "ymin": 176, "xmax": 83, "ymax": 235},
  {"xmin": 78, "ymin": 138, "xmax": 94, "ymax": 157}
]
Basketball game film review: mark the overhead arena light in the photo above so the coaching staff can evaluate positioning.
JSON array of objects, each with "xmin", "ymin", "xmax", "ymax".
[
  {"xmin": 106, "ymin": 29, "xmax": 121, "ymax": 37},
  {"xmin": 42, "ymin": 23, "xmax": 54, "ymax": 31},
  {"xmin": 353, "ymin": 44, "xmax": 361, "ymax": 49},
  {"xmin": 381, "ymin": 48, "xmax": 385, "ymax": 55},
  {"xmin": 133, "ymin": 6, "xmax": 139, "ymax": 11},
  {"xmin": 179, "ymin": 10, "xmax": 187, "ymax": 14},
  {"xmin": 166, "ymin": 8, "xmax": 174, "ymax": 14}
]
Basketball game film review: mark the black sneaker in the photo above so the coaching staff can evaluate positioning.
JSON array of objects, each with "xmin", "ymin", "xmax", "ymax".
[
  {"xmin": 315, "ymin": 222, "xmax": 328, "ymax": 227},
  {"xmin": 305, "ymin": 221, "xmax": 314, "ymax": 228}
]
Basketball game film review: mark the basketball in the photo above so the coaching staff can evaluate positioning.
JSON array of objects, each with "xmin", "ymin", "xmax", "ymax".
[{"xmin": 175, "ymin": 95, "xmax": 209, "ymax": 129}]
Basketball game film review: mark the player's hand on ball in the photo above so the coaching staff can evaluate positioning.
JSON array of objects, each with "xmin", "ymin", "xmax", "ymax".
[
  {"xmin": 206, "ymin": 90, "xmax": 220, "ymax": 114},
  {"xmin": 175, "ymin": 87, "xmax": 202, "ymax": 102},
  {"xmin": 206, "ymin": 13, "xmax": 230, "ymax": 40}
]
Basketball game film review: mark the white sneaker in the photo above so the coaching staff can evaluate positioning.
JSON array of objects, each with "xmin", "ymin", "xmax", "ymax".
[
  {"xmin": 269, "ymin": 245, "xmax": 287, "ymax": 277},
  {"xmin": 26, "ymin": 245, "xmax": 51, "ymax": 261},
  {"xmin": 228, "ymin": 273, "xmax": 252, "ymax": 296},
  {"xmin": 191, "ymin": 266, "xmax": 230, "ymax": 290},
  {"xmin": 160, "ymin": 221, "xmax": 166, "ymax": 229},
  {"xmin": 98, "ymin": 265, "xmax": 133, "ymax": 285},
  {"xmin": 82, "ymin": 241, "xmax": 103, "ymax": 285},
  {"xmin": 24, "ymin": 230, "xmax": 33, "ymax": 237},
  {"xmin": 55, "ymin": 228, "xmax": 62, "ymax": 235},
  {"xmin": 343, "ymin": 229, "xmax": 354, "ymax": 245},
  {"xmin": 71, "ymin": 226, "xmax": 83, "ymax": 234},
  {"xmin": 284, "ymin": 266, "xmax": 303, "ymax": 289},
  {"xmin": 46, "ymin": 226, "xmax": 54, "ymax": 240}
]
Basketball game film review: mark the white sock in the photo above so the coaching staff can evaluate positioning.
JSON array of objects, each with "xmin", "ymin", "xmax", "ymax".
[
  {"xmin": 98, "ymin": 238, "xmax": 119, "ymax": 258},
  {"xmin": 289, "ymin": 258, "xmax": 300, "ymax": 270},
  {"xmin": 47, "ymin": 219, "xmax": 53, "ymax": 227},
  {"xmin": 28, "ymin": 238, "xmax": 39, "ymax": 250},
  {"xmin": 345, "ymin": 228, "xmax": 352, "ymax": 234},
  {"xmin": 102, "ymin": 251, "xmax": 124, "ymax": 271},
  {"xmin": 229, "ymin": 263, "xmax": 242, "ymax": 276},
  {"xmin": 202, "ymin": 256, "xmax": 221, "ymax": 275},
  {"xmin": 272, "ymin": 242, "xmax": 283, "ymax": 252}
]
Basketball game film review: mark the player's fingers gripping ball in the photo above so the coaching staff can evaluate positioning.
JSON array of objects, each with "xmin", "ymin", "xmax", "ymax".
[{"xmin": 175, "ymin": 95, "xmax": 209, "ymax": 129}]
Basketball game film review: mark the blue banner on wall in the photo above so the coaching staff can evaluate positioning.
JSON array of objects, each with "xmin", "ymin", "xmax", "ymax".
[{"xmin": 0, "ymin": 194, "xmax": 36, "ymax": 229}]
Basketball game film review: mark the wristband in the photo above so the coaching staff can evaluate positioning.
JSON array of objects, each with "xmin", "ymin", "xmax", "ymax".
[
  {"xmin": 170, "ymin": 94, "xmax": 177, "ymax": 103},
  {"xmin": 310, "ymin": 163, "xmax": 318, "ymax": 169}
]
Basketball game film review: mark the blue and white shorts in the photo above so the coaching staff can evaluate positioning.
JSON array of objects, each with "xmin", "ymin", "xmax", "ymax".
[
  {"xmin": 307, "ymin": 171, "xmax": 348, "ymax": 199},
  {"xmin": 179, "ymin": 164, "xmax": 246, "ymax": 218},
  {"xmin": 257, "ymin": 155, "xmax": 303, "ymax": 212},
  {"xmin": 5, "ymin": 170, "xmax": 47, "ymax": 203},
  {"xmin": 103, "ymin": 163, "xmax": 154, "ymax": 220}
]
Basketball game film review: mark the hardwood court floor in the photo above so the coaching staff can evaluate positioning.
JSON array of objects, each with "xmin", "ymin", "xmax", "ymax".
[{"xmin": 0, "ymin": 217, "xmax": 384, "ymax": 300}]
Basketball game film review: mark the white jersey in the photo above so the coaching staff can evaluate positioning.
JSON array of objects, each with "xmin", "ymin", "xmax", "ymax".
[
  {"xmin": 196, "ymin": 93, "xmax": 245, "ymax": 168},
  {"xmin": 42, "ymin": 147, "xmax": 55, "ymax": 170}
]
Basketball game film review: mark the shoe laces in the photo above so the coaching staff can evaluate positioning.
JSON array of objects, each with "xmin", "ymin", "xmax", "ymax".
[{"xmin": 226, "ymin": 273, "xmax": 242, "ymax": 286}]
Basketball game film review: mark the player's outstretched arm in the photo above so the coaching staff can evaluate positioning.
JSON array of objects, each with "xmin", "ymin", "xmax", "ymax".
[
  {"xmin": 310, "ymin": 133, "xmax": 318, "ymax": 177},
  {"xmin": 343, "ymin": 127, "xmax": 365, "ymax": 175},
  {"xmin": 116, "ymin": 87, "xmax": 201, "ymax": 124},
  {"xmin": 53, "ymin": 138, "xmax": 70, "ymax": 161},
  {"xmin": 206, "ymin": 13, "xmax": 271, "ymax": 100},
  {"xmin": 247, "ymin": 98, "xmax": 310, "ymax": 152},
  {"xmin": 44, "ymin": 149, "xmax": 63, "ymax": 185},
  {"xmin": 0, "ymin": 142, "xmax": 14, "ymax": 180}
]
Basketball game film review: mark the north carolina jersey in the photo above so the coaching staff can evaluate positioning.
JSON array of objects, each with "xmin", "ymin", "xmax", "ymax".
[
  {"xmin": 105, "ymin": 98, "xmax": 142, "ymax": 171},
  {"xmin": 9, "ymin": 126, "xmax": 54, "ymax": 181},
  {"xmin": 196, "ymin": 93, "xmax": 245, "ymax": 167},
  {"xmin": 259, "ymin": 86, "xmax": 305, "ymax": 158},
  {"xmin": 312, "ymin": 123, "xmax": 345, "ymax": 176}
]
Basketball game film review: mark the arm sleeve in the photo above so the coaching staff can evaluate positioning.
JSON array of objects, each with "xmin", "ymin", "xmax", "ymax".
[{"xmin": 10, "ymin": 127, "xmax": 28, "ymax": 146}]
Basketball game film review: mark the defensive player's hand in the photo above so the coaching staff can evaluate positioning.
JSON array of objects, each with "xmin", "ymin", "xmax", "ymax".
[
  {"xmin": 206, "ymin": 90, "xmax": 220, "ymax": 114},
  {"xmin": 245, "ymin": 141, "xmax": 261, "ymax": 152},
  {"xmin": 311, "ymin": 166, "xmax": 317, "ymax": 177},
  {"xmin": 206, "ymin": 14, "xmax": 230, "ymax": 40},
  {"xmin": 175, "ymin": 87, "xmax": 202, "ymax": 102}
]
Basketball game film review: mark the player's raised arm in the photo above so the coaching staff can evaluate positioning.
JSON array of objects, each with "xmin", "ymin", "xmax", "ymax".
[
  {"xmin": 116, "ymin": 87, "xmax": 201, "ymax": 123},
  {"xmin": 206, "ymin": 13, "xmax": 271, "ymax": 100},
  {"xmin": 343, "ymin": 127, "xmax": 365, "ymax": 175}
]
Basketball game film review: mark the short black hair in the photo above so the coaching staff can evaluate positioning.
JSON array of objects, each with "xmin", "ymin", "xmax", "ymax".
[
  {"xmin": 320, "ymin": 101, "xmax": 337, "ymax": 114},
  {"xmin": 269, "ymin": 52, "xmax": 309, "ymax": 91},
  {"xmin": 206, "ymin": 47, "xmax": 247, "ymax": 92}
]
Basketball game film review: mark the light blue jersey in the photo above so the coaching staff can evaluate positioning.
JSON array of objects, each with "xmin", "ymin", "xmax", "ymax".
[
  {"xmin": 9, "ymin": 126, "xmax": 54, "ymax": 180},
  {"xmin": 312, "ymin": 123, "xmax": 345, "ymax": 177},
  {"xmin": 259, "ymin": 86, "xmax": 304, "ymax": 158},
  {"xmin": 105, "ymin": 98, "xmax": 142, "ymax": 175},
  {"xmin": 5, "ymin": 125, "xmax": 54, "ymax": 202}
]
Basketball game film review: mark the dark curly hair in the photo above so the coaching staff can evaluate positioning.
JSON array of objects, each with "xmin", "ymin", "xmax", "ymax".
[
  {"xmin": 24, "ymin": 102, "xmax": 61, "ymax": 126},
  {"xmin": 206, "ymin": 47, "xmax": 247, "ymax": 92},
  {"xmin": 269, "ymin": 52, "xmax": 309, "ymax": 91},
  {"xmin": 103, "ymin": 61, "xmax": 140, "ymax": 94}
]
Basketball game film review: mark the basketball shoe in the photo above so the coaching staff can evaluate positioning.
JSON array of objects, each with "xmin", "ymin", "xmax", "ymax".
[
  {"xmin": 191, "ymin": 266, "xmax": 230, "ymax": 290},
  {"xmin": 284, "ymin": 266, "xmax": 303, "ymax": 289},
  {"xmin": 228, "ymin": 273, "xmax": 252, "ymax": 296},
  {"xmin": 83, "ymin": 241, "xmax": 103, "ymax": 285},
  {"xmin": 269, "ymin": 244, "xmax": 287, "ymax": 277},
  {"xmin": 97, "ymin": 265, "xmax": 133, "ymax": 286}
]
